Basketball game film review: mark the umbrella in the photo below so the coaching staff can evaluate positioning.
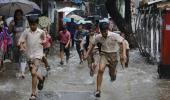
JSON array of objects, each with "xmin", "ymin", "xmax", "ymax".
[
  {"xmin": 27, "ymin": 1, "xmax": 41, "ymax": 15},
  {"xmin": 67, "ymin": 14, "xmax": 84, "ymax": 21},
  {"xmin": 63, "ymin": 17, "xmax": 71, "ymax": 23},
  {"xmin": 77, "ymin": 19, "xmax": 92, "ymax": 24},
  {"xmin": 26, "ymin": 9, "xmax": 41, "ymax": 16},
  {"xmin": 57, "ymin": 7, "xmax": 78, "ymax": 16},
  {"xmin": 0, "ymin": 0, "xmax": 40, "ymax": 17},
  {"xmin": 39, "ymin": 16, "xmax": 51, "ymax": 28},
  {"xmin": 99, "ymin": 18, "xmax": 109, "ymax": 23}
]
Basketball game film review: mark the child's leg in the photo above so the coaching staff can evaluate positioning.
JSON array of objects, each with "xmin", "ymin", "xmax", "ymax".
[
  {"xmin": 42, "ymin": 56, "xmax": 49, "ymax": 68},
  {"xmin": 29, "ymin": 59, "xmax": 45, "ymax": 95},
  {"xmin": 60, "ymin": 43, "xmax": 65, "ymax": 64},
  {"xmin": 87, "ymin": 53, "xmax": 95, "ymax": 77},
  {"xmin": 33, "ymin": 59, "xmax": 45, "ymax": 90},
  {"xmin": 36, "ymin": 61, "xmax": 44, "ymax": 79},
  {"xmin": 29, "ymin": 61, "xmax": 38, "ymax": 96},
  {"xmin": 83, "ymin": 48, "xmax": 87, "ymax": 58},
  {"xmin": 80, "ymin": 41, "xmax": 84, "ymax": 59},
  {"xmin": 93, "ymin": 50, "xmax": 100, "ymax": 74},
  {"xmin": 60, "ymin": 50, "xmax": 64, "ymax": 62},
  {"xmin": 125, "ymin": 49, "xmax": 129, "ymax": 68},
  {"xmin": 80, "ymin": 41, "xmax": 83, "ymax": 51},
  {"xmin": 42, "ymin": 56, "xmax": 50, "ymax": 71},
  {"xmin": 65, "ymin": 47, "xmax": 70, "ymax": 63},
  {"xmin": 20, "ymin": 61, "xmax": 27, "ymax": 77},
  {"xmin": 90, "ymin": 52, "xmax": 98, "ymax": 76},
  {"xmin": 108, "ymin": 53, "xmax": 118, "ymax": 81},
  {"xmin": 119, "ymin": 51, "xmax": 125, "ymax": 69},
  {"xmin": 20, "ymin": 52, "xmax": 27, "ymax": 78}
]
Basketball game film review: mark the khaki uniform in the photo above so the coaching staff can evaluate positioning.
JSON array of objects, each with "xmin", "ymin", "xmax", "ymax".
[{"xmin": 92, "ymin": 31, "xmax": 124, "ymax": 78}]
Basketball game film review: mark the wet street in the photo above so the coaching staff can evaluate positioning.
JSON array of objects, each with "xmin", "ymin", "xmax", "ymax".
[{"xmin": 0, "ymin": 44, "xmax": 170, "ymax": 100}]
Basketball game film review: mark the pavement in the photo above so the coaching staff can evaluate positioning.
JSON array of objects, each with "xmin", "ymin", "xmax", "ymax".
[{"xmin": 0, "ymin": 45, "xmax": 170, "ymax": 100}]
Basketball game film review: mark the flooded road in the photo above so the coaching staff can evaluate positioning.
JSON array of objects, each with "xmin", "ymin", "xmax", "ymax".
[{"xmin": 0, "ymin": 47, "xmax": 170, "ymax": 100}]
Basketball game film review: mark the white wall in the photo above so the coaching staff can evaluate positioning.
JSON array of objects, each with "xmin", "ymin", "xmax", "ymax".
[{"xmin": 48, "ymin": 0, "xmax": 57, "ymax": 23}]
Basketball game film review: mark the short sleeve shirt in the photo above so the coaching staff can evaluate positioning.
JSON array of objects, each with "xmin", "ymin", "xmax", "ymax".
[
  {"xmin": 92, "ymin": 31, "xmax": 124, "ymax": 53},
  {"xmin": 19, "ymin": 28, "xmax": 45, "ymax": 59},
  {"xmin": 59, "ymin": 30, "xmax": 71, "ymax": 44}
]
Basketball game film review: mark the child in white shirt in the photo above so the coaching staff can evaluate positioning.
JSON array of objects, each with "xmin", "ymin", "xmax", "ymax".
[{"xmin": 18, "ymin": 15, "xmax": 47, "ymax": 100}]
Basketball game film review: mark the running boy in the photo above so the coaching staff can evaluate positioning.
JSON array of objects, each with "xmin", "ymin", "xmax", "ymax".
[
  {"xmin": 85, "ymin": 22, "xmax": 126, "ymax": 97},
  {"xmin": 59, "ymin": 26, "xmax": 71, "ymax": 65},
  {"xmin": 18, "ymin": 15, "xmax": 46, "ymax": 100},
  {"xmin": 85, "ymin": 25, "xmax": 99, "ymax": 77}
]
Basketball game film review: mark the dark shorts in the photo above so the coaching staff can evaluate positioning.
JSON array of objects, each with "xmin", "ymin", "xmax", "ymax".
[
  {"xmin": 76, "ymin": 43, "xmax": 83, "ymax": 58},
  {"xmin": 60, "ymin": 43, "xmax": 70, "ymax": 58},
  {"xmin": 44, "ymin": 48, "xmax": 50, "ymax": 55}
]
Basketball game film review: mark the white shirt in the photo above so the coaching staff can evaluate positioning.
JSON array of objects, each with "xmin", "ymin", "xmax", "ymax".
[
  {"xmin": 93, "ymin": 31, "xmax": 124, "ymax": 53},
  {"xmin": 19, "ymin": 28, "xmax": 45, "ymax": 59}
]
